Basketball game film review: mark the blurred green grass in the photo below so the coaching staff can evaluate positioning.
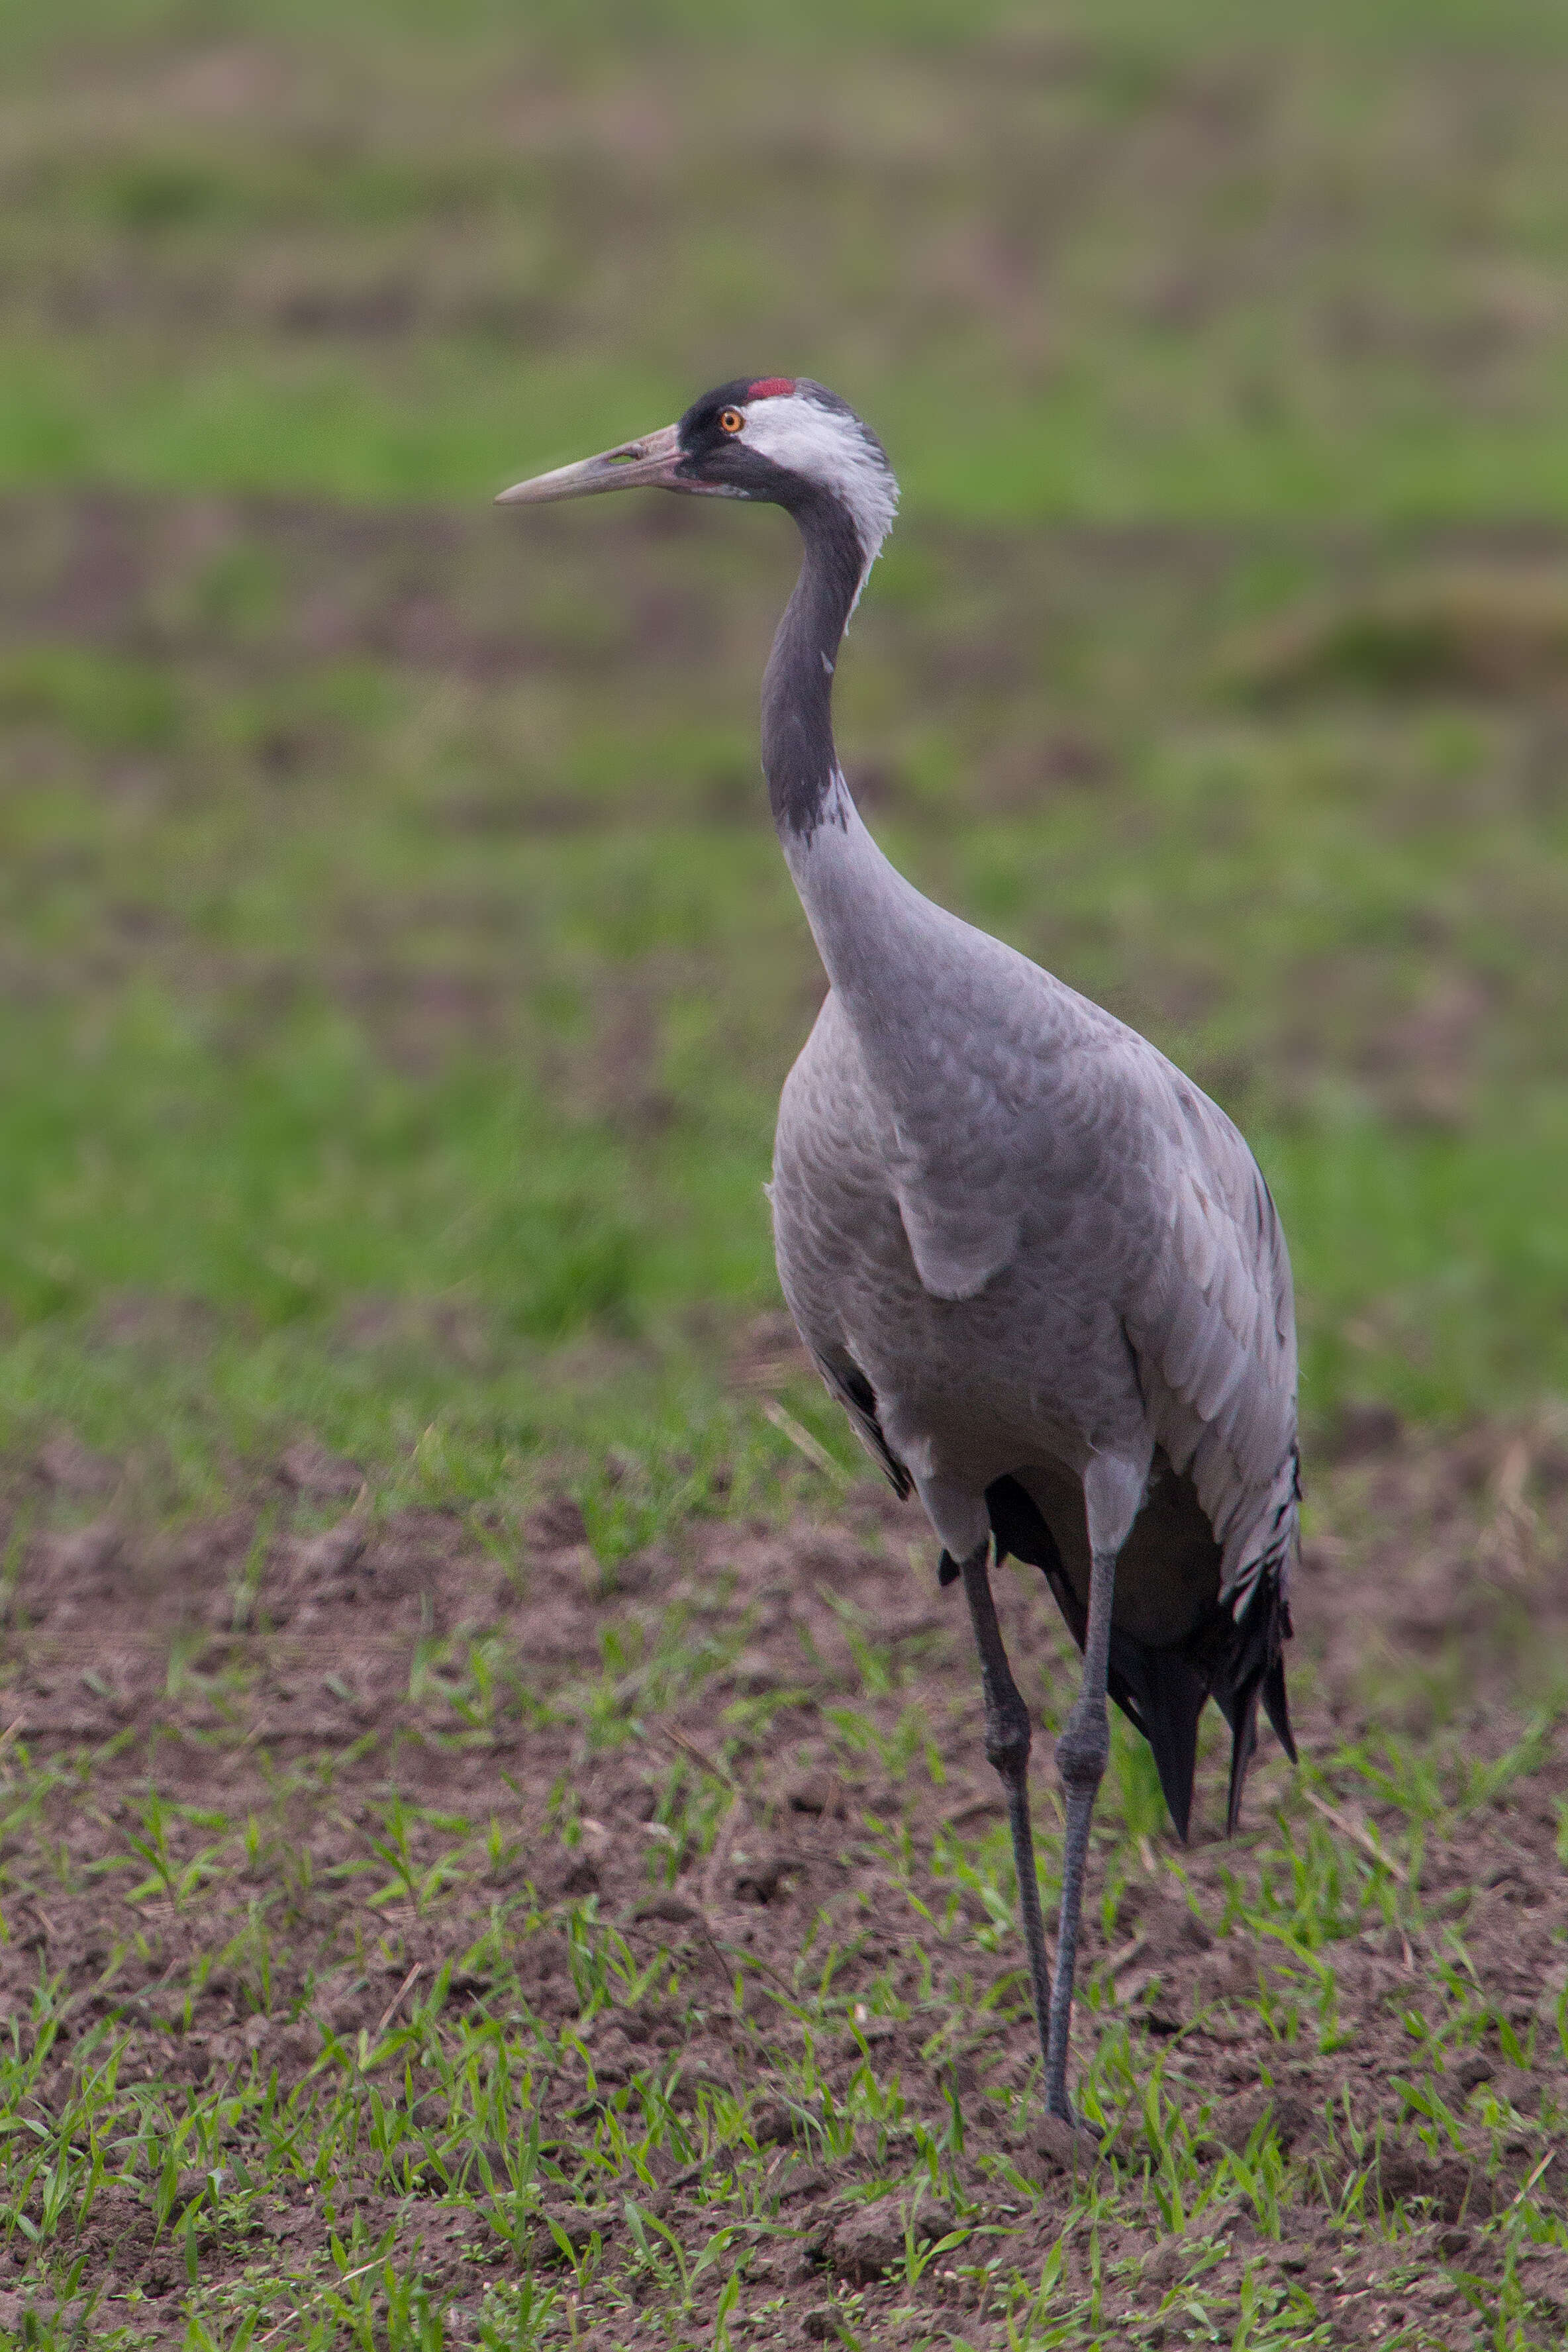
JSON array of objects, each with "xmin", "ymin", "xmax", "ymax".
[
  {"xmin": 0, "ymin": 0, "xmax": 1565, "ymax": 1501},
  {"xmin": 9, "ymin": 2, "xmax": 1568, "ymax": 518}
]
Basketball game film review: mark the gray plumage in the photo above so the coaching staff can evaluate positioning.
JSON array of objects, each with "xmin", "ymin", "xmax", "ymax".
[
  {"xmin": 498, "ymin": 371, "xmax": 1300, "ymax": 2126},
  {"xmin": 771, "ymin": 828, "xmax": 1298, "ymax": 1771}
]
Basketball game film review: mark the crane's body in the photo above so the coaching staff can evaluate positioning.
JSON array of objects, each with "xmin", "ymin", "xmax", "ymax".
[
  {"xmin": 499, "ymin": 375, "xmax": 1299, "ymax": 2125},
  {"xmin": 772, "ymin": 814, "xmax": 1297, "ymax": 1683}
]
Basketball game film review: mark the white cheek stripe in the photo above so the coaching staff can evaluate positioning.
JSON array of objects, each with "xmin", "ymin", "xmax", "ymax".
[{"xmin": 739, "ymin": 393, "xmax": 899, "ymax": 588}]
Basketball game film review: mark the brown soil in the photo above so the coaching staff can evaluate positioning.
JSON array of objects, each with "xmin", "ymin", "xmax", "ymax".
[{"xmin": 1, "ymin": 1417, "xmax": 1566, "ymax": 2341}]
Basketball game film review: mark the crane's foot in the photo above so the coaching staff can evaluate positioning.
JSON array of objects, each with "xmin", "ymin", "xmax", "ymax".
[
  {"xmin": 1030, "ymin": 2110, "xmax": 1102, "ymax": 2177},
  {"xmin": 1039, "ymin": 2032, "xmax": 1103, "ymax": 2153},
  {"xmin": 1044, "ymin": 2085, "xmax": 1101, "ymax": 2133}
]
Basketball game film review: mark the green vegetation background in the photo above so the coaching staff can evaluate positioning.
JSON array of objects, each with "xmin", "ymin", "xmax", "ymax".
[{"xmin": 2, "ymin": 0, "xmax": 1566, "ymax": 1518}]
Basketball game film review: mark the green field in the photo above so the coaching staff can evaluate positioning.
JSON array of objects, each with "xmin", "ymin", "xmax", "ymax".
[
  {"xmin": 1, "ymin": 3, "xmax": 1566, "ymax": 2346},
  {"xmin": 2, "ymin": 0, "xmax": 1568, "ymax": 1502}
]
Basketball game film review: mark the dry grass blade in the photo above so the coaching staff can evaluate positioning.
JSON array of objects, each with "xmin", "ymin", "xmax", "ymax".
[
  {"xmin": 942, "ymin": 1792, "xmax": 1002, "ymax": 1828},
  {"xmin": 701, "ymin": 1790, "xmax": 747, "ymax": 1918},
  {"xmin": 373, "ymin": 1961, "xmax": 423, "ymax": 2039},
  {"xmin": 1510, "ymin": 2147, "xmax": 1555, "ymax": 2207},
  {"xmin": 658, "ymin": 1724, "xmax": 743, "ymax": 1794},
  {"xmin": 1299, "ymin": 1787, "xmax": 1408, "ymax": 1881},
  {"xmin": 761, "ymin": 1398, "xmax": 840, "ymax": 1479},
  {"xmin": 1106, "ymin": 1928, "xmax": 1150, "ymax": 1978},
  {"xmin": 258, "ymin": 2255, "xmax": 386, "ymax": 2345}
]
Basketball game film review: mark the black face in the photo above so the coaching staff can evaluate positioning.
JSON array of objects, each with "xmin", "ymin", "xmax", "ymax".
[{"xmin": 674, "ymin": 379, "xmax": 796, "ymax": 503}]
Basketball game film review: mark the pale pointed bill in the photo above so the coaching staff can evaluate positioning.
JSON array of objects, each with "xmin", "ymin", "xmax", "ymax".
[{"xmin": 495, "ymin": 422, "xmax": 685, "ymax": 506}]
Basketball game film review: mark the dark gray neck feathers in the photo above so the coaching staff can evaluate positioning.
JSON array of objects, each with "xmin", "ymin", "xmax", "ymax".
[{"xmin": 761, "ymin": 493, "xmax": 867, "ymax": 840}]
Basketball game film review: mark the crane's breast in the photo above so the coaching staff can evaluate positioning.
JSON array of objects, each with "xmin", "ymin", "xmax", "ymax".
[
  {"xmin": 770, "ymin": 993, "xmax": 916, "ymax": 1342},
  {"xmin": 768, "ymin": 991, "xmax": 1148, "ymax": 1492}
]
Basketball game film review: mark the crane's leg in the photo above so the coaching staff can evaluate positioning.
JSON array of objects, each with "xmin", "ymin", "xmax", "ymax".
[
  {"xmin": 957, "ymin": 1542, "xmax": 1054, "ymax": 2086},
  {"xmin": 1042, "ymin": 1540, "xmax": 1116, "ymax": 2122}
]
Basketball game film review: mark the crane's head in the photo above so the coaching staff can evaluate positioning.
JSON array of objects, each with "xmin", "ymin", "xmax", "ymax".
[{"xmin": 497, "ymin": 377, "xmax": 899, "ymax": 581}]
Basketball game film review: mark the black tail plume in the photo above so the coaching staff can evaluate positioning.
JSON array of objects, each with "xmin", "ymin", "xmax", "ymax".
[
  {"xmin": 1261, "ymin": 1651, "xmax": 1297, "ymax": 1763},
  {"xmin": 1112, "ymin": 1638, "xmax": 1210, "ymax": 1844},
  {"xmin": 1218, "ymin": 1677, "xmax": 1261, "ymax": 1837},
  {"xmin": 977, "ymin": 1471, "xmax": 1296, "ymax": 1843}
]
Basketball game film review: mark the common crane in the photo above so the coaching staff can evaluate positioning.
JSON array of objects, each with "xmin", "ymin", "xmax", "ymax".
[{"xmin": 498, "ymin": 377, "xmax": 1298, "ymax": 2125}]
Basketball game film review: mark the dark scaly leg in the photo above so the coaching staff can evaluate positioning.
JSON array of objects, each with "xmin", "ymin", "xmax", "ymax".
[
  {"xmin": 1042, "ymin": 1542, "xmax": 1116, "ymax": 2121},
  {"xmin": 957, "ymin": 1543, "xmax": 1053, "ymax": 2085}
]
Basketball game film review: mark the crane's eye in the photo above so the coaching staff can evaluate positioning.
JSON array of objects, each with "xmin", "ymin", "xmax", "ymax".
[{"xmin": 718, "ymin": 408, "xmax": 744, "ymax": 434}]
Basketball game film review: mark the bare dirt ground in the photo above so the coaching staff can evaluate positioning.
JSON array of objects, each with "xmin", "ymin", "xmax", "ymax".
[{"xmin": 1, "ymin": 1398, "xmax": 1565, "ymax": 2345}]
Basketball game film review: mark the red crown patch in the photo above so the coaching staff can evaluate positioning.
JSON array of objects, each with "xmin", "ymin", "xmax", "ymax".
[{"xmin": 746, "ymin": 378, "xmax": 797, "ymax": 401}]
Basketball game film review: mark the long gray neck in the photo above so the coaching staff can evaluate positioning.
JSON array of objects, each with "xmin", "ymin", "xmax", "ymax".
[
  {"xmin": 760, "ymin": 493, "xmax": 948, "ymax": 1026},
  {"xmin": 761, "ymin": 492, "xmax": 867, "ymax": 840}
]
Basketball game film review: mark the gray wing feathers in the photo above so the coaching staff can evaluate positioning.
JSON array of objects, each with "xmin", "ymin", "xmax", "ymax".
[
  {"xmin": 1124, "ymin": 1075, "xmax": 1297, "ymax": 1598},
  {"xmin": 813, "ymin": 1349, "xmax": 912, "ymax": 1496},
  {"xmin": 880, "ymin": 949, "xmax": 1091, "ymax": 1299},
  {"xmin": 879, "ymin": 954, "xmax": 1298, "ymax": 1598},
  {"xmin": 894, "ymin": 1180, "xmax": 1020, "ymax": 1300}
]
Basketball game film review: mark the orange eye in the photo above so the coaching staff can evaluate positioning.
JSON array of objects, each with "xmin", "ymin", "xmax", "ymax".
[{"xmin": 718, "ymin": 407, "xmax": 744, "ymax": 434}]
